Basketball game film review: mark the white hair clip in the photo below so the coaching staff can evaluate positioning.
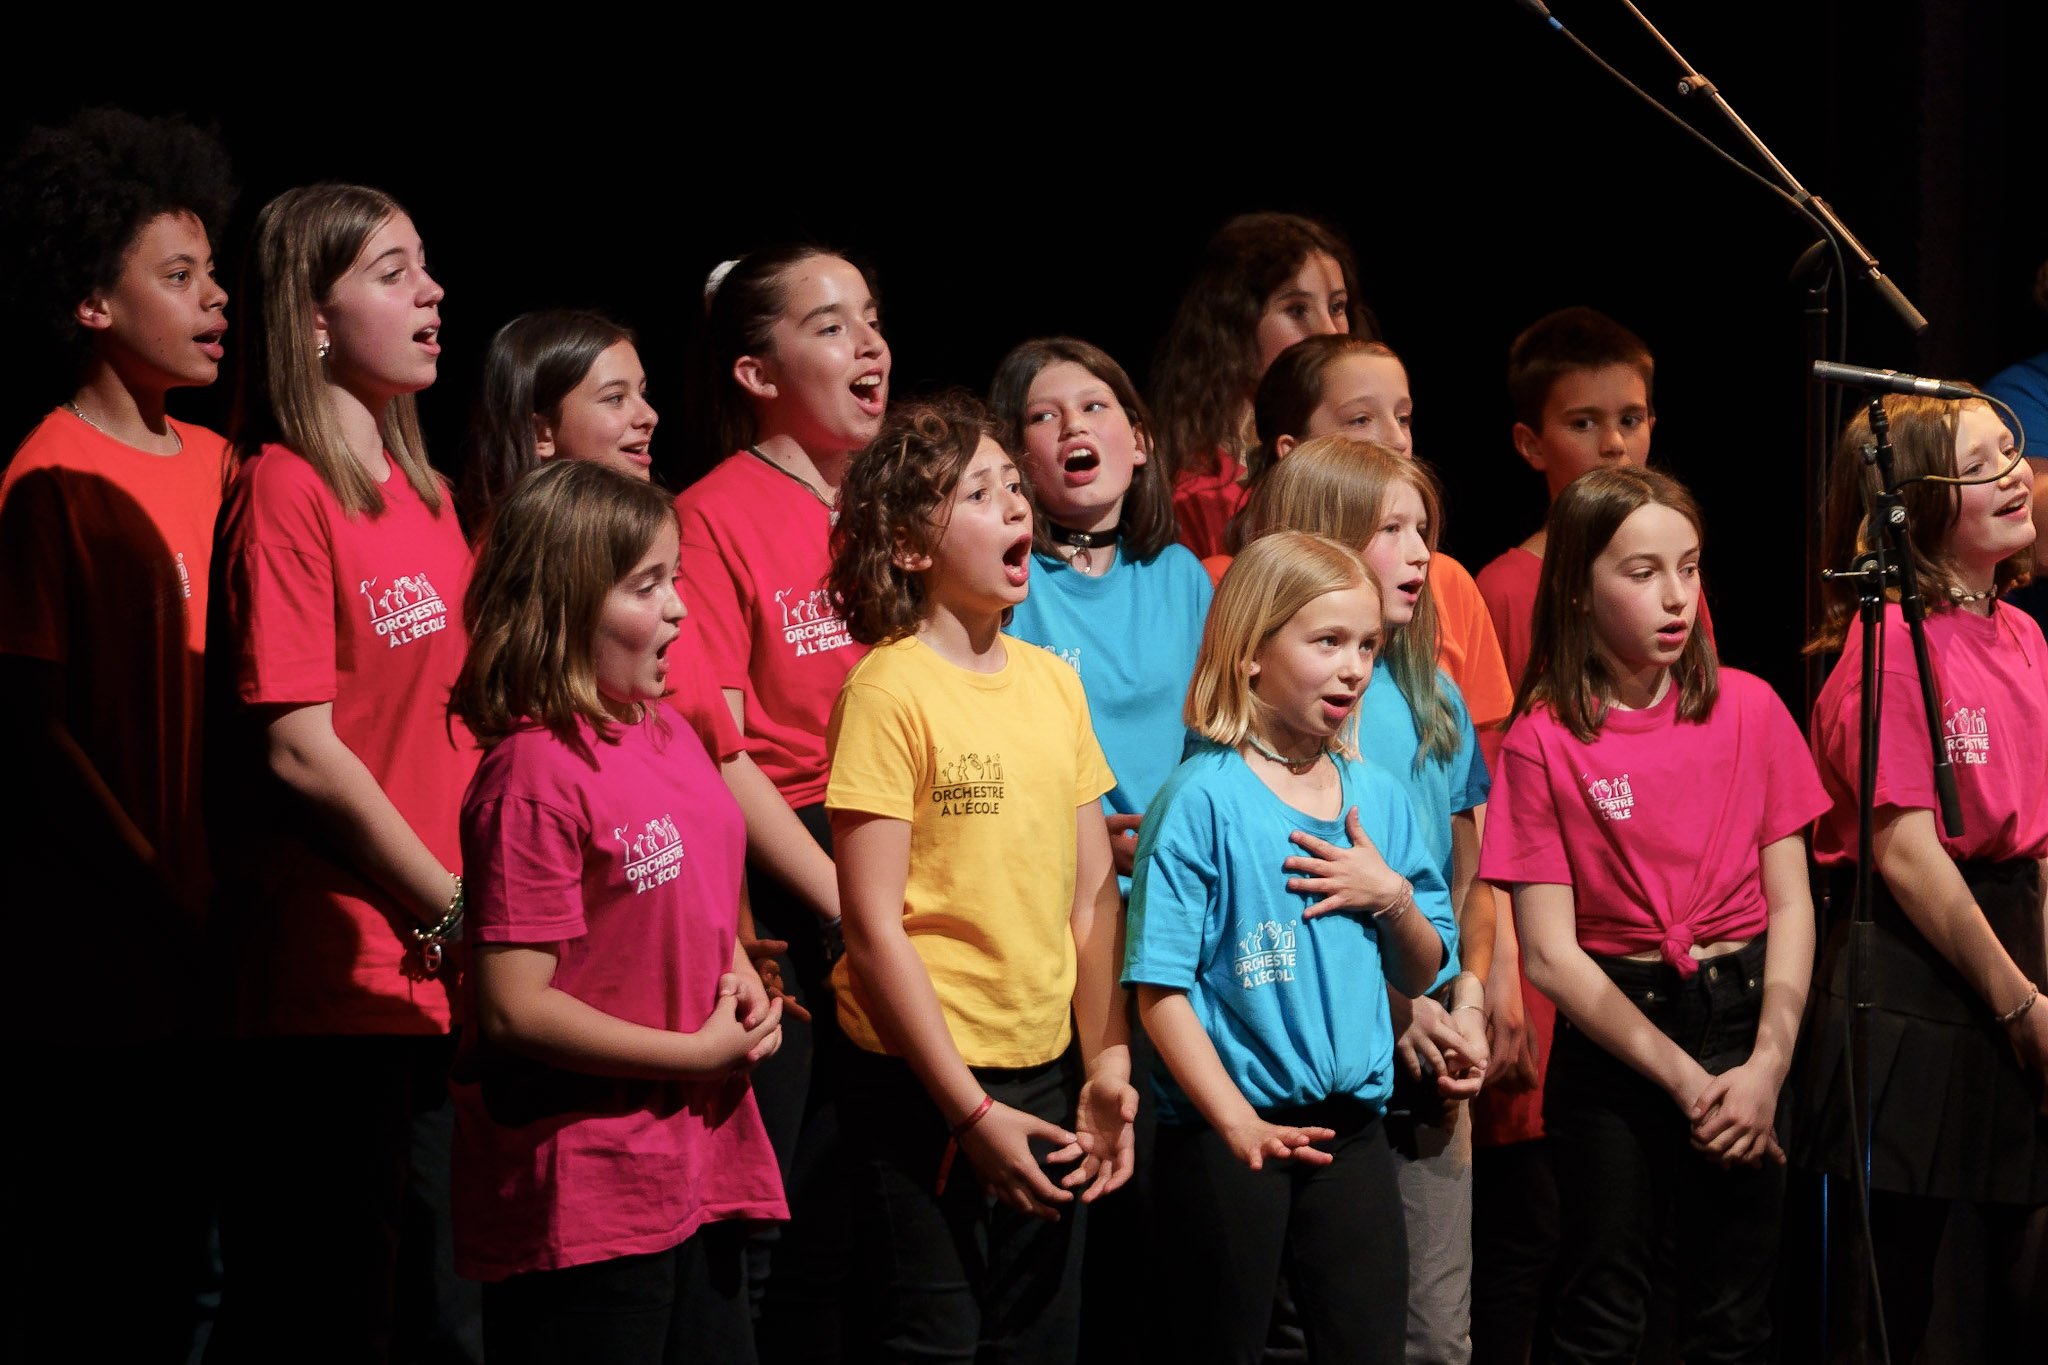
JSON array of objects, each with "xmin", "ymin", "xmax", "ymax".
[{"xmin": 704, "ymin": 259, "xmax": 740, "ymax": 313}]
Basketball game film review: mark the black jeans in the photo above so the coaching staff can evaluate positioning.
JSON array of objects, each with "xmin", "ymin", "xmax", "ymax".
[
  {"xmin": 481, "ymin": 1222, "xmax": 755, "ymax": 1365},
  {"xmin": 1543, "ymin": 939, "xmax": 1782, "ymax": 1365},
  {"xmin": 1154, "ymin": 1100, "xmax": 1406, "ymax": 1364},
  {"xmin": 841, "ymin": 1046, "xmax": 1087, "ymax": 1364}
]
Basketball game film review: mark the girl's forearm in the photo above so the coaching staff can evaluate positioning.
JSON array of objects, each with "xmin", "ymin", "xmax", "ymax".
[
  {"xmin": 1452, "ymin": 808, "xmax": 1494, "ymax": 982},
  {"xmin": 1070, "ymin": 806, "xmax": 1131, "ymax": 1070},
  {"xmin": 1749, "ymin": 835, "xmax": 1816, "ymax": 1081},
  {"xmin": 1136, "ymin": 986, "xmax": 1257, "ymax": 1135}
]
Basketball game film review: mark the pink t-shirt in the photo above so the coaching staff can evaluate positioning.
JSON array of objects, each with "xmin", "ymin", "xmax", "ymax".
[
  {"xmin": 453, "ymin": 713, "xmax": 785, "ymax": 1281},
  {"xmin": 1811, "ymin": 602, "xmax": 2048, "ymax": 865},
  {"xmin": 214, "ymin": 446, "xmax": 477, "ymax": 1034},
  {"xmin": 1481, "ymin": 669, "xmax": 1830, "ymax": 975},
  {"xmin": 675, "ymin": 452, "xmax": 865, "ymax": 808}
]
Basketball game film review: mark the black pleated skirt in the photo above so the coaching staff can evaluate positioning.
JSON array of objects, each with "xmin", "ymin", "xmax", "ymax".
[{"xmin": 1788, "ymin": 859, "xmax": 2048, "ymax": 1206}]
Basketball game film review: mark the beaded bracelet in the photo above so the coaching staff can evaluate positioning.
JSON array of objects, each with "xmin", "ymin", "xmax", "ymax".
[{"xmin": 1997, "ymin": 982, "xmax": 2039, "ymax": 1027}]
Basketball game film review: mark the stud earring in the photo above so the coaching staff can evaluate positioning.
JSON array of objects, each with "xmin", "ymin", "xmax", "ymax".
[{"xmin": 317, "ymin": 338, "xmax": 331, "ymax": 360}]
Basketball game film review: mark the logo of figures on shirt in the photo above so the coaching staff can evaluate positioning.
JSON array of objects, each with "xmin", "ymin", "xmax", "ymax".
[
  {"xmin": 774, "ymin": 585, "xmax": 854, "ymax": 659},
  {"xmin": 359, "ymin": 573, "xmax": 449, "ymax": 649},
  {"xmin": 931, "ymin": 749, "xmax": 1004, "ymax": 816},
  {"xmin": 1234, "ymin": 919, "xmax": 1299, "ymax": 989},
  {"xmin": 1584, "ymin": 772, "xmax": 1636, "ymax": 821},
  {"xmin": 1943, "ymin": 700, "xmax": 1991, "ymax": 766},
  {"xmin": 616, "ymin": 814, "xmax": 687, "ymax": 893},
  {"xmin": 1051, "ymin": 644, "xmax": 1083, "ymax": 674}
]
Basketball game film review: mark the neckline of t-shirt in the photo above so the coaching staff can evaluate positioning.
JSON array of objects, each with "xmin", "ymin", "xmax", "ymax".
[
  {"xmin": 1226, "ymin": 745, "xmax": 1349, "ymax": 829},
  {"xmin": 907, "ymin": 634, "xmax": 1016, "ymax": 688},
  {"xmin": 1592, "ymin": 676, "xmax": 1681, "ymax": 733},
  {"xmin": 59, "ymin": 407, "xmax": 199, "ymax": 464}
]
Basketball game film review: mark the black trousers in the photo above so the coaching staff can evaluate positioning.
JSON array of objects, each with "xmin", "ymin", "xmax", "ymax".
[
  {"xmin": 1543, "ymin": 940, "xmax": 1781, "ymax": 1365},
  {"xmin": 1155, "ymin": 1101, "xmax": 1406, "ymax": 1364},
  {"xmin": 481, "ymin": 1222, "xmax": 754, "ymax": 1365}
]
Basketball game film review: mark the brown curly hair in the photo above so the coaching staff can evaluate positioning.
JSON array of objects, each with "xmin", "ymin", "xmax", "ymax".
[{"xmin": 829, "ymin": 392, "xmax": 1009, "ymax": 646}]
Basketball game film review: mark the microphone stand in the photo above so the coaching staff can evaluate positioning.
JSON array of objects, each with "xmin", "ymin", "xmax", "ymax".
[
  {"xmin": 1614, "ymin": 0, "xmax": 1928, "ymax": 336},
  {"xmin": 1817, "ymin": 398, "xmax": 1965, "ymax": 1363}
]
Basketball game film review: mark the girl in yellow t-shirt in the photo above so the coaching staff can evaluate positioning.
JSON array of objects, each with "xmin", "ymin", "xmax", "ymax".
[{"xmin": 823, "ymin": 393, "xmax": 1137, "ymax": 1360}]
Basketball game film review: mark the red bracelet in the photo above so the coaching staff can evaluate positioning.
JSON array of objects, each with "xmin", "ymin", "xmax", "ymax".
[{"xmin": 936, "ymin": 1094, "xmax": 995, "ymax": 1195}]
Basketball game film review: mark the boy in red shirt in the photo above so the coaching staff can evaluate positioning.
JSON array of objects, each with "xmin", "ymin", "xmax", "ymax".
[{"xmin": 0, "ymin": 108, "xmax": 235, "ymax": 1360}]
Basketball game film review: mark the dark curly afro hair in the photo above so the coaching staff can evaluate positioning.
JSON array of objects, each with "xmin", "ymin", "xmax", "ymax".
[{"xmin": 1, "ymin": 108, "xmax": 236, "ymax": 371}]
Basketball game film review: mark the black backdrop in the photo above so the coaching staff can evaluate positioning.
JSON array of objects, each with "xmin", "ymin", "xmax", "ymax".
[{"xmin": 7, "ymin": 0, "xmax": 2045, "ymax": 713}]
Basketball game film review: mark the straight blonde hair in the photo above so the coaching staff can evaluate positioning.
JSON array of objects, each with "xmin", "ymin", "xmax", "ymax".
[
  {"xmin": 233, "ymin": 183, "xmax": 440, "ymax": 517},
  {"xmin": 1236, "ymin": 435, "xmax": 1459, "ymax": 768},
  {"xmin": 1186, "ymin": 530, "xmax": 1377, "ymax": 761}
]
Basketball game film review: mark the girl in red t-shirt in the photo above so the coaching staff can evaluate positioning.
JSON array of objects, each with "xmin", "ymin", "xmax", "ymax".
[
  {"xmin": 1149, "ymin": 213, "xmax": 1370, "ymax": 562},
  {"xmin": 449, "ymin": 460, "xmax": 785, "ymax": 1364},
  {"xmin": 209, "ymin": 183, "xmax": 477, "ymax": 1362},
  {"xmin": 1478, "ymin": 467, "xmax": 1829, "ymax": 1364},
  {"xmin": 1797, "ymin": 395, "xmax": 2048, "ymax": 1359},
  {"xmin": 676, "ymin": 244, "xmax": 885, "ymax": 1353}
]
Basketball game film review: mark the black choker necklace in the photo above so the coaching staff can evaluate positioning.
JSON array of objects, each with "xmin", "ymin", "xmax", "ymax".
[{"xmin": 1047, "ymin": 520, "xmax": 1119, "ymax": 572}]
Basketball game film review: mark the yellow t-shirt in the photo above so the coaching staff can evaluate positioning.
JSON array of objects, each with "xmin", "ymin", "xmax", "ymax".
[{"xmin": 826, "ymin": 634, "xmax": 1116, "ymax": 1068}]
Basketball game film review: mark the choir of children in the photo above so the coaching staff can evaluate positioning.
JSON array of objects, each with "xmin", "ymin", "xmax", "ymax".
[{"xmin": 5, "ymin": 107, "xmax": 2040, "ymax": 1365}]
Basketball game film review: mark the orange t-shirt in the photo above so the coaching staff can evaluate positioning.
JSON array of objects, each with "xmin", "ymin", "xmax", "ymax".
[{"xmin": 0, "ymin": 409, "xmax": 227, "ymax": 1038}]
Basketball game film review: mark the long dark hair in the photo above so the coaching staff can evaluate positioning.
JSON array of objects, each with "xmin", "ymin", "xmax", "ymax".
[
  {"xmin": 1150, "ymin": 213, "xmax": 1372, "ymax": 489},
  {"xmin": 458, "ymin": 309, "xmax": 635, "ymax": 534}
]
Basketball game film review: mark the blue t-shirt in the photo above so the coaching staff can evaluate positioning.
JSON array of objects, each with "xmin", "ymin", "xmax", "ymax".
[
  {"xmin": 1124, "ymin": 740, "xmax": 1455, "ymax": 1123},
  {"xmin": 1353, "ymin": 660, "xmax": 1491, "ymax": 991},
  {"xmin": 1008, "ymin": 545, "xmax": 1213, "ymax": 887}
]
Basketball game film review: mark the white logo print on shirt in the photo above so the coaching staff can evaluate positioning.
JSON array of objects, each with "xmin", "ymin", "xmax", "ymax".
[
  {"xmin": 173, "ymin": 550, "xmax": 192, "ymax": 600},
  {"xmin": 617, "ymin": 814, "xmax": 686, "ymax": 893},
  {"xmin": 1943, "ymin": 700, "xmax": 1991, "ymax": 767},
  {"xmin": 1584, "ymin": 772, "xmax": 1636, "ymax": 821},
  {"xmin": 773, "ymin": 585, "xmax": 854, "ymax": 659},
  {"xmin": 1234, "ymin": 919, "xmax": 1299, "ymax": 989},
  {"xmin": 359, "ymin": 573, "xmax": 449, "ymax": 648}
]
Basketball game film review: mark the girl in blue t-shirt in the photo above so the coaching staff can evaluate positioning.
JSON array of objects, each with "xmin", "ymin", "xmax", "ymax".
[
  {"xmin": 1126, "ymin": 529, "xmax": 1455, "ymax": 1363},
  {"xmin": 1237, "ymin": 435, "xmax": 1492, "ymax": 1361},
  {"xmin": 990, "ymin": 336, "xmax": 1214, "ymax": 880}
]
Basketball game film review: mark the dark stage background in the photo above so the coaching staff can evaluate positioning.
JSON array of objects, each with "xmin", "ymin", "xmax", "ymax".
[{"xmin": 7, "ymin": 1, "xmax": 2045, "ymax": 714}]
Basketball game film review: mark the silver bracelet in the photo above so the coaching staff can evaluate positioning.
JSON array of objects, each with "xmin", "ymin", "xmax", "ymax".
[{"xmin": 1997, "ymin": 982, "xmax": 2038, "ymax": 1027}]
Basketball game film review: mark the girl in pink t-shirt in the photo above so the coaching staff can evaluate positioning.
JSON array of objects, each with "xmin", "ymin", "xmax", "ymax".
[
  {"xmin": 208, "ymin": 183, "xmax": 478, "ymax": 1363},
  {"xmin": 449, "ymin": 460, "xmax": 785, "ymax": 1364},
  {"xmin": 1478, "ymin": 467, "xmax": 1829, "ymax": 1364},
  {"xmin": 1149, "ymin": 213, "xmax": 1371, "ymax": 561},
  {"xmin": 1797, "ymin": 395, "xmax": 2048, "ymax": 1359}
]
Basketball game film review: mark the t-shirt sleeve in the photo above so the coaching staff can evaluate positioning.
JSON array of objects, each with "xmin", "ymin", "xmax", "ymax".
[
  {"xmin": 824, "ymin": 679, "xmax": 923, "ymax": 821},
  {"xmin": 1124, "ymin": 778, "xmax": 1216, "ymax": 989},
  {"xmin": 1867, "ymin": 619, "xmax": 1948, "ymax": 816},
  {"xmin": 674, "ymin": 494, "xmax": 753, "ymax": 694},
  {"xmin": 228, "ymin": 478, "xmax": 339, "ymax": 705},
  {"xmin": 0, "ymin": 468, "xmax": 69, "ymax": 663},
  {"xmin": 1477, "ymin": 717, "xmax": 1573, "ymax": 886},
  {"xmin": 1749, "ymin": 679, "xmax": 1832, "ymax": 843},
  {"xmin": 464, "ymin": 793, "xmax": 590, "ymax": 944},
  {"xmin": 1442, "ymin": 571, "xmax": 1516, "ymax": 735}
]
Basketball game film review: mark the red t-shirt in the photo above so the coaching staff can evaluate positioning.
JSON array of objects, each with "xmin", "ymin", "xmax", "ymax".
[
  {"xmin": 213, "ymin": 446, "xmax": 477, "ymax": 1035},
  {"xmin": 675, "ymin": 452, "xmax": 865, "ymax": 808},
  {"xmin": 0, "ymin": 409, "xmax": 227, "ymax": 1037},
  {"xmin": 1481, "ymin": 669, "xmax": 1830, "ymax": 974},
  {"xmin": 453, "ymin": 714, "xmax": 785, "ymax": 1281},
  {"xmin": 1172, "ymin": 450, "xmax": 1247, "ymax": 562},
  {"xmin": 662, "ymin": 613, "xmax": 744, "ymax": 763},
  {"xmin": 1811, "ymin": 602, "xmax": 2048, "ymax": 865}
]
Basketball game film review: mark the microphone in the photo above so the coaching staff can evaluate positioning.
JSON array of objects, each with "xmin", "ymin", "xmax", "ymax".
[{"xmin": 1811, "ymin": 361, "xmax": 1978, "ymax": 400}]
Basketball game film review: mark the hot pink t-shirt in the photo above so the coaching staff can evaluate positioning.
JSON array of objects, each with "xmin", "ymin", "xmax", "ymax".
[
  {"xmin": 675, "ymin": 452, "xmax": 865, "ymax": 808},
  {"xmin": 1810, "ymin": 602, "xmax": 2048, "ymax": 865},
  {"xmin": 1481, "ymin": 669, "xmax": 1830, "ymax": 975},
  {"xmin": 214, "ymin": 446, "xmax": 476, "ymax": 1035},
  {"xmin": 453, "ymin": 713, "xmax": 785, "ymax": 1281}
]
